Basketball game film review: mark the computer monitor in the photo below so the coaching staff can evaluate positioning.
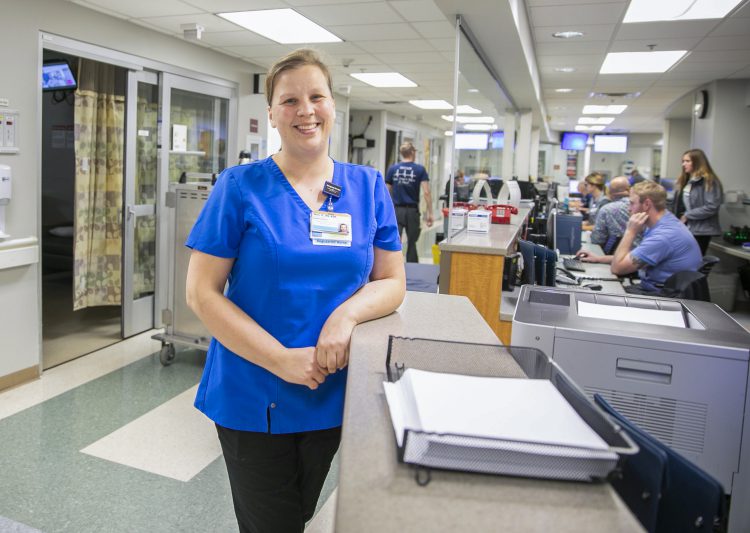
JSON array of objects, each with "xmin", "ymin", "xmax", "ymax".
[
  {"xmin": 593, "ymin": 134, "xmax": 628, "ymax": 153},
  {"xmin": 514, "ymin": 179, "xmax": 537, "ymax": 200},
  {"xmin": 660, "ymin": 178, "xmax": 676, "ymax": 192},
  {"xmin": 454, "ymin": 132, "xmax": 489, "ymax": 150},
  {"xmin": 561, "ymin": 132, "xmax": 588, "ymax": 151},
  {"xmin": 568, "ymin": 179, "xmax": 580, "ymax": 196},
  {"xmin": 42, "ymin": 60, "xmax": 77, "ymax": 92}
]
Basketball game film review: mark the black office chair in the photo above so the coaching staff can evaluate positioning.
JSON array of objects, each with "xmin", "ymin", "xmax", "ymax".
[
  {"xmin": 699, "ymin": 255, "xmax": 720, "ymax": 276},
  {"xmin": 594, "ymin": 394, "xmax": 726, "ymax": 533},
  {"xmin": 657, "ymin": 271, "xmax": 710, "ymax": 301}
]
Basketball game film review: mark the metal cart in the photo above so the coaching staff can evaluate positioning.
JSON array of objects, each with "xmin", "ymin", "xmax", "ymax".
[{"xmin": 152, "ymin": 179, "xmax": 214, "ymax": 365}]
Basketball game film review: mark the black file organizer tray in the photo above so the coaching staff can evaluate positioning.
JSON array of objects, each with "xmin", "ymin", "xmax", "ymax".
[{"xmin": 385, "ymin": 336, "xmax": 638, "ymax": 486}]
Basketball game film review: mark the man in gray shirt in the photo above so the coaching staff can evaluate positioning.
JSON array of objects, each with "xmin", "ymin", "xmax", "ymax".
[{"xmin": 589, "ymin": 176, "xmax": 632, "ymax": 254}]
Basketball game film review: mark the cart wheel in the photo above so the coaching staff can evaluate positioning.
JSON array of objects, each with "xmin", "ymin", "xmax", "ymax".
[{"xmin": 159, "ymin": 344, "xmax": 176, "ymax": 366}]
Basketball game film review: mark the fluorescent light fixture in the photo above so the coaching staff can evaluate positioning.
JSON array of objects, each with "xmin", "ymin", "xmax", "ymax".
[
  {"xmin": 578, "ymin": 117, "xmax": 615, "ymax": 125},
  {"xmin": 350, "ymin": 72, "xmax": 417, "ymax": 88},
  {"xmin": 623, "ymin": 0, "xmax": 743, "ymax": 23},
  {"xmin": 218, "ymin": 9, "xmax": 341, "ymax": 44},
  {"xmin": 555, "ymin": 88, "xmax": 573, "ymax": 93},
  {"xmin": 467, "ymin": 88, "xmax": 480, "ymax": 93},
  {"xmin": 600, "ymin": 51, "xmax": 687, "ymax": 74},
  {"xmin": 552, "ymin": 31, "xmax": 584, "ymax": 39},
  {"xmin": 554, "ymin": 67, "xmax": 576, "ymax": 73},
  {"xmin": 582, "ymin": 105, "xmax": 628, "ymax": 114},
  {"xmin": 455, "ymin": 105, "xmax": 481, "ymax": 114},
  {"xmin": 441, "ymin": 115, "xmax": 496, "ymax": 124},
  {"xmin": 575, "ymin": 125, "xmax": 606, "ymax": 132},
  {"xmin": 464, "ymin": 124, "xmax": 495, "ymax": 131},
  {"xmin": 408, "ymin": 99, "xmax": 451, "ymax": 109},
  {"xmin": 444, "ymin": 131, "xmax": 454, "ymax": 136}
]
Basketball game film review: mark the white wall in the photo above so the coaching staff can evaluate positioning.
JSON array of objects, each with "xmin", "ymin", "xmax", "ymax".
[
  {"xmin": 662, "ymin": 119, "xmax": 691, "ymax": 178},
  {"xmin": 692, "ymin": 79, "xmax": 750, "ymax": 229},
  {"xmin": 0, "ymin": 0, "xmax": 263, "ymax": 382}
]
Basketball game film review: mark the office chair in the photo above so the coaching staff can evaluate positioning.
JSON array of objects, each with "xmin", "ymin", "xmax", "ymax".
[
  {"xmin": 593, "ymin": 394, "xmax": 667, "ymax": 533},
  {"xmin": 657, "ymin": 271, "xmax": 710, "ymax": 301},
  {"xmin": 698, "ymin": 255, "xmax": 720, "ymax": 276},
  {"xmin": 594, "ymin": 394, "xmax": 726, "ymax": 533}
]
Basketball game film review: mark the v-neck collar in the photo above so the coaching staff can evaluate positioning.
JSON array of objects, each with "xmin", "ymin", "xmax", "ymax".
[{"xmin": 268, "ymin": 157, "xmax": 339, "ymax": 213}]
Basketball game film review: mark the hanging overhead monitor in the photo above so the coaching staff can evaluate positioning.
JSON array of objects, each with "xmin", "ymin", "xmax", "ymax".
[
  {"xmin": 454, "ymin": 132, "xmax": 489, "ymax": 150},
  {"xmin": 489, "ymin": 131, "xmax": 504, "ymax": 149},
  {"xmin": 593, "ymin": 135, "xmax": 628, "ymax": 153},
  {"xmin": 560, "ymin": 132, "xmax": 588, "ymax": 151},
  {"xmin": 42, "ymin": 60, "xmax": 77, "ymax": 92}
]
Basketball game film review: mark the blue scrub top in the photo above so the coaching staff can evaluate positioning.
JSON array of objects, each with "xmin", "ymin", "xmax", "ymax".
[{"xmin": 186, "ymin": 157, "xmax": 401, "ymax": 433}]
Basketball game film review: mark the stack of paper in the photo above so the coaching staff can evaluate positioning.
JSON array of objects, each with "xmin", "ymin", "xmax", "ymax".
[{"xmin": 383, "ymin": 369, "xmax": 618, "ymax": 481}]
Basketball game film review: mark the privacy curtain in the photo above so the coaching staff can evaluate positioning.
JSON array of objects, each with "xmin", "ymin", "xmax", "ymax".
[{"xmin": 73, "ymin": 59, "xmax": 125, "ymax": 310}]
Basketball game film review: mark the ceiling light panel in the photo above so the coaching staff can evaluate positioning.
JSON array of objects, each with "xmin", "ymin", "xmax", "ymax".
[
  {"xmin": 575, "ymin": 125, "xmax": 606, "ymax": 132},
  {"xmin": 350, "ymin": 73, "xmax": 417, "ymax": 88},
  {"xmin": 582, "ymin": 105, "xmax": 628, "ymax": 114},
  {"xmin": 408, "ymin": 99, "xmax": 451, "ymax": 109},
  {"xmin": 464, "ymin": 124, "xmax": 495, "ymax": 131},
  {"xmin": 552, "ymin": 31, "xmax": 584, "ymax": 39},
  {"xmin": 578, "ymin": 117, "xmax": 615, "ymax": 125},
  {"xmin": 441, "ymin": 115, "xmax": 496, "ymax": 123},
  {"xmin": 623, "ymin": 0, "xmax": 743, "ymax": 23},
  {"xmin": 218, "ymin": 9, "xmax": 342, "ymax": 44},
  {"xmin": 455, "ymin": 105, "xmax": 482, "ymax": 114},
  {"xmin": 600, "ymin": 51, "xmax": 688, "ymax": 74}
]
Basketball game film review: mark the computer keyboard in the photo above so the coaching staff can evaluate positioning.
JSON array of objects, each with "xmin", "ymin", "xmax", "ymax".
[{"xmin": 562, "ymin": 257, "xmax": 586, "ymax": 272}]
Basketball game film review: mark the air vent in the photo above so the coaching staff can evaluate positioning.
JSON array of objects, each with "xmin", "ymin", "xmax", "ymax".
[
  {"xmin": 589, "ymin": 92, "xmax": 641, "ymax": 99},
  {"xmin": 587, "ymin": 386, "xmax": 707, "ymax": 455},
  {"xmin": 379, "ymin": 100, "xmax": 405, "ymax": 105}
]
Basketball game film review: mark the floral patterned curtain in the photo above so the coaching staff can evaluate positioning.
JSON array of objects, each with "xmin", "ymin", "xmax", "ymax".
[{"xmin": 73, "ymin": 60, "xmax": 125, "ymax": 310}]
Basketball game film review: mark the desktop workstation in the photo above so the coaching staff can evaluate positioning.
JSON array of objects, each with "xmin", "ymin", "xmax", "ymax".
[{"xmin": 335, "ymin": 291, "xmax": 644, "ymax": 532}]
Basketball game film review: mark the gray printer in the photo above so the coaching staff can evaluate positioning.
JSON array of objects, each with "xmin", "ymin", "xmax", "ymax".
[{"xmin": 512, "ymin": 285, "xmax": 750, "ymax": 533}]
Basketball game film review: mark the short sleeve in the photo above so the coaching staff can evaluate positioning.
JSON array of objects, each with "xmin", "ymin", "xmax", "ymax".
[
  {"xmin": 420, "ymin": 166, "xmax": 430, "ymax": 183},
  {"xmin": 384, "ymin": 166, "xmax": 394, "ymax": 185},
  {"xmin": 372, "ymin": 172, "xmax": 402, "ymax": 251},
  {"xmin": 631, "ymin": 233, "xmax": 668, "ymax": 267},
  {"xmin": 185, "ymin": 171, "xmax": 245, "ymax": 258}
]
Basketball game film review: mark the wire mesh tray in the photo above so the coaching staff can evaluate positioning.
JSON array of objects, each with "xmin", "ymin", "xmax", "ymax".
[{"xmin": 384, "ymin": 336, "xmax": 638, "ymax": 485}]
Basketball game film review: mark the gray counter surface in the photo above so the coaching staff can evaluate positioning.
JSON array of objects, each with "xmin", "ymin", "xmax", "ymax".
[
  {"xmin": 439, "ymin": 207, "xmax": 530, "ymax": 255},
  {"xmin": 336, "ymin": 291, "xmax": 643, "ymax": 532}
]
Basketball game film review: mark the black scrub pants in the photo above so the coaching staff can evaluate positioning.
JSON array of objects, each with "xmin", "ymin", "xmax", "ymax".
[
  {"xmin": 216, "ymin": 424, "xmax": 341, "ymax": 533},
  {"xmin": 693, "ymin": 235, "xmax": 712, "ymax": 256},
  {"xmin": 395, "ymin": 204, "xmax": 421, "ymax": 263}
]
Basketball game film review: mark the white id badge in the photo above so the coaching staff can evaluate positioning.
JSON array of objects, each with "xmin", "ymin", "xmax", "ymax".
[{"xmin": 310, "ymin": 211, "xmax": 352, "ymax": 247}]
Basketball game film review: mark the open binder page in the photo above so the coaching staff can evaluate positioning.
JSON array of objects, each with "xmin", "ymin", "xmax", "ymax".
[
  {"xmin": 577, "ymin": 300, "xmax": 686, "ymax": 328},
  {"xmin": 384, "ymin": 369, "xmax": 610, "ymax": 451}
]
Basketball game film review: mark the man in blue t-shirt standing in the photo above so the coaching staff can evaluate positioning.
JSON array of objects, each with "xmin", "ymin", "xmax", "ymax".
[
  {"xmin": 610, "ymin": 181, "xmax": 702, "ymax": 293},
  {"xmin": 385, "ymin": 142, "xmax": 433, "ymax": 262}
]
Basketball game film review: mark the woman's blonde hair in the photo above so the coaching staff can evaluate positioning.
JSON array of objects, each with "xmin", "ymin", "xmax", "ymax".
[
  {"xmin": 265, "ymin": 49, "xmax": 333, "ymax": 107},
  {"xmin": 677, "ymin": 148, "xmax": 721, "ymax": 192},
  {"xmin": 584, "ymin": 172, "xmax": 607, "ymax": 194}
]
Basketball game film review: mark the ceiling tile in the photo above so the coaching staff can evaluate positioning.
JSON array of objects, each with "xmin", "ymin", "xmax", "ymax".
[
  {"xmin": 533, "ymin": 24, "xmax": 616, "ymax": 42},
  {"xmin": 373, "ymin": 51, "xmax": 447, "ymax": 64},
  {"xmin": 538, "ymin": 54, "xmax": 605, "ymax": 67},
  {"xmin": 80, "ymin": 0, "xmax": 202, "ymax": 18},
  {"xmin": 609, "ymin": 37, "xmax": 703, "ymax": 52},
  {"xmin": 708, "ymin": 16, "xmax": 750, "ymax": 37},
  {"xmin": 389, "ymin": 0, "xmax": 447, "ymax": 22},
  {"xmin": 526, "ymin": 0, "xmax": 624, "ymax": 5},
  {"xmin": 530, "ymin": 3, "xmax": 627, "ymax": 27},
  {"xmin": 328, "ymin": 22, "xmax": 416, "ymax": 40},
  {"xmin": 615, "ymin": 20, "xmax": 718, "ymax": 40},
  {"xmin": 138, "ymin": 13, "xmax": 242, "ymax": 33},
  {"xmin": 296, "ymin": 2, "xmax": 403, "ymax": 25},
  {"xmin": 199, "ymin": 30, "xmax": 274, "ymax": 47},
  {"xmin": 688, "ymin": 50, "xmax": 750, "ymax": 62},
  {"xmin": 410, "ymin": 20, "xmax": 455, "ymax": 38},
  {"xmin": 728, "ymin": 66, "xmax": 750, "ymax": 78},
  {"xmin": 354, "ymin": 38, "xmax": 436, "ymax": 53},
  {"xmin": 427, "ymin": 38, "xmax": 455, "ymax": 51},
  {"xmin": 222, "ymin": 44, "xmax": 297, "ymax": 57},
  {"xmin": 694, "ymin": 35, "xmax": 750, "ymax": 51},
  {"xmin": 536, "ymin": 41, "xmax": 611, "ymax": 55},
  {"xmin": 288, "ymin": 0, "xmax": 383, "ymax": 5},
  {"xmin": 182, "ymin": 0, "xmax": 286, "ymax": 11}
]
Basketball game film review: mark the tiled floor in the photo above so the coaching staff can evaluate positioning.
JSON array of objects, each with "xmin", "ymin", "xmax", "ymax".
[{"xmin": 0, "ymin": 331, "xmax": 337, "ymax": 533}]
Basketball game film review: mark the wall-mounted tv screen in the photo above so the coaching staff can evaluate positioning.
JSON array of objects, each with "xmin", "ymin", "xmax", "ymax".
[
  {"xmin": 42, "ymin": 60, "xmax": 77, "ymax": 92},
  {"xmin": 593, "ymin": 135, "xmax": 628, "ymax": 153},
  {"xmin": 454, "ymin": 132, "xmax": 488, "ymax": 150},
  {"xmin": 560, "ymin": 132, "xmax": 588, "ymax": 151},
  {"xmin": 489, "ymin": 131, "xmax": 504, "ymax": 149}
]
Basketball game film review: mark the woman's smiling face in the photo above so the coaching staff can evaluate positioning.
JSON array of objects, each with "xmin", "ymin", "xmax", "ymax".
[{"xmin": 268, "ymin": 65, "xmax": 335, "ymax": 158}]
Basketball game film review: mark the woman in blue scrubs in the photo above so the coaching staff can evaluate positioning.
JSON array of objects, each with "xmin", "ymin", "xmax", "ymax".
[{"xmin": 185, "ymin": 49, "xmax": 406, "ymax": 532}]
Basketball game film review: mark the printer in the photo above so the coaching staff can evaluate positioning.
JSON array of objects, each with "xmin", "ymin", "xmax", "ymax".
[{"xmin": 511, "ymin": 285, "xmax": 750, "ymax": 532}]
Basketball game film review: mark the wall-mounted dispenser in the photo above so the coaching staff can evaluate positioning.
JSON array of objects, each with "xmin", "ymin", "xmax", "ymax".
[{"xmin": 0, "ymin": 164, "xmax": 11, "ymax": 239}]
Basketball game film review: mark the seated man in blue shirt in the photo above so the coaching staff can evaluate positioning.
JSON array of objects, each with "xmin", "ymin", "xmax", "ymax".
[
  {"xmin": 588, "ymin": 176, "xmax": 632, "ymax": 254},
  {"xmin": 579, "ymin": 181, "xmax": 702, "ymax": 293}
]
